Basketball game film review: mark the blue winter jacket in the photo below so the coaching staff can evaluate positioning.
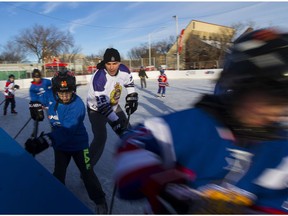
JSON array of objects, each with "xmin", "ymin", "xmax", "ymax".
[
  {"xmin": 114, "ymin": 106, "xmax": 288, "ymax": 213},
  {"xmin": 29, "ymin": 78, "xmax": 52, "ymax": 106},
  {"xmin": 47, "ymin": 94, "xmax": 89, "ymax": 151}
]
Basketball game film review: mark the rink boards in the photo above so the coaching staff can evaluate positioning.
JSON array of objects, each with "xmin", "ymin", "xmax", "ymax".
[{"xmin": 0, "ymin": 127, "xmax": 92, "ymax": 214}]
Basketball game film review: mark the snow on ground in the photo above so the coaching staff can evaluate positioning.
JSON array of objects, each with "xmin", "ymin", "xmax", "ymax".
[{"xmin": 0, "ymin": 78, "xmax": 215, "ymax": 214}]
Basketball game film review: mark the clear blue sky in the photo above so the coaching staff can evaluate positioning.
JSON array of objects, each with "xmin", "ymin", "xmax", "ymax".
[{"xmin": 1, "ymin": 1, "xmax": 288, "ymax": 61}]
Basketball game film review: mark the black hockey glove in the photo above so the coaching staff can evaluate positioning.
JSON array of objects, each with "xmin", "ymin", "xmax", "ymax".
[
  {"xmin": 29, "ymin": 101, "xmax": 44, "ymax": 121},
  {"xmin": 25, "ymin": 132, "xmax": 51, "ymax": 155},
  {"xmin": 125, "ymin": 93, "xmax": 138, "ymax": 115},
  {"xmin": 111, "ymin": 118, "xmax": 127, "ymax": 136},
  {"xmin": 14, "ymin": 84, "xmax": 20, "ymax": 89}
]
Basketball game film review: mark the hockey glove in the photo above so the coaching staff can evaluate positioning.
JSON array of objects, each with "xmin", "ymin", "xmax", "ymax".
[
  {"xmin": 14, "ymin": 84, "xmax": 20, "ymax": 89},
  {"xmin": 29, "ymin": 101, "xmax": 44, "ymax": 121},
  {"xmin": 111, "ymin": 118, "xmax": 127, "ymax": 136},
  {"xmin": 142, "ymin": 169, "xmax": 195, "ymax": 214},
  {"xmin": 25, "ymin": 132, "xmax": 51, "ymax": 155},
  {"xmin": 125, "ymin": 93, "xmax": 138, "ymax": 115}
]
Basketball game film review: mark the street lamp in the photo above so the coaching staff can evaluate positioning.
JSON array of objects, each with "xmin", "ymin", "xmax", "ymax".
[
  {"xmin": 148, "ymin": 27, "xmax": 166, "ymax": 68},
  {"xmin": 148, "ymin": 33, "xmax": 152, "ymax": 66},
  {"xmin": 173, "ymin": 15, "xmax": 180, "ymax": 71}
]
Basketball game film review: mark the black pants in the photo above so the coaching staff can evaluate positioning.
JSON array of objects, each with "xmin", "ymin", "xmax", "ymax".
[
  {"xmin": 88, "ymin": 105, "xmax": 128, "ymax": 168},
  {"xmin": 4, "ymin": 97, "xmax": 15, "ymax": 112},
  {"xmin": 53, "ymin": 148, "xmax": 106, "ymax": 204}
]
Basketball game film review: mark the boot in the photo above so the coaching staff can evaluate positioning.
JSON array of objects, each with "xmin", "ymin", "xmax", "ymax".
[
  {"xmin": 3, "ymin": 110, "xmax": 7, "ymax": 115},
  {"xmin": 11, "ymin": 110, "xmax": 17, "ymax": 114}
]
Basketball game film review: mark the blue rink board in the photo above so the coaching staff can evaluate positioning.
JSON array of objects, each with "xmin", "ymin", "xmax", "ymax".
[{"xmin": 0, "ymin": 128, "xmax": 93, "ymax": 214}]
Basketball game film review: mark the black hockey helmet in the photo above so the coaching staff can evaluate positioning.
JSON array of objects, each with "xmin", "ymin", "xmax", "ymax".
[
  {"xmin": 8, "ymin": 74, "xmax": 15, "ymax": 78},
  {"xmin": 52, "ymin": 70, "xmax": 76, "ymax": 93},
  {"xmin": 218, "ymin": 28, "xmax": 288, "ymax": 99},
  {"xmin": 32, "ymin": 69, "xmax": 41, "ymax": 78}
]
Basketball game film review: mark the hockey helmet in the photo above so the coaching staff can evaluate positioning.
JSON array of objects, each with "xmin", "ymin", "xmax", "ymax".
[
  {"xmin": 8, "ymin": 74, "xmax": 15, "ymax": 79},
  {"xmin": 218, "ymin": 28, "xmax": 288, "ymax": 98},
  {"xmin": 52, "ymin": 70, "xmax": 76, "ymax": 93}
]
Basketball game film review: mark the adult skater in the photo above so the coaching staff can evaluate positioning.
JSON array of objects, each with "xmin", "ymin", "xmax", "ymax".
[
  {"xmin": 113, "ymin": 28, "xmax": 288, "ymax": 214},
  {"xmin": 86, "ymin": 48, "xmax": 138, "ymax": 169},
  {"xmin": 138, "ymin": 66, "xmax": 148, "ymax": 88}
]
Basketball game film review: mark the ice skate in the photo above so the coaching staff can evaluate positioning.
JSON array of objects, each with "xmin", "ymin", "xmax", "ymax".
[
  {"xmin": 95, "ymin": 201, "xmax": 108, "ymax": 214},
  {"xmin": 11, "ymin": 110, "xmax": 17, "ymax": 114}
]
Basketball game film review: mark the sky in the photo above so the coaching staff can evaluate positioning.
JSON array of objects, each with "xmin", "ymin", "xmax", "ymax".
[{"xmin": 1, "ymin": 1, "xmax": 288, "ymax": 61}]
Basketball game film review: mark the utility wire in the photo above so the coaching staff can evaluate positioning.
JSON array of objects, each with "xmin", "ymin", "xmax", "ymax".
[{"xmin": 1, "ymin": 2, "xmax": 171, "ymax": 30}]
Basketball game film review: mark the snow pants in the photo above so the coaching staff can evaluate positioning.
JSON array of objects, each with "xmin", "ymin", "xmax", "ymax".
[
  {"xmin": 4, "ymin": 97, "xmax": 15, "ymax": 112},
  {"xmin": 53, "ymin": 148, "xmax": 106, "ymax": 204},
  {"xmin": 157, "ymin": 86, "xmax": 166, "ymax": 95}
]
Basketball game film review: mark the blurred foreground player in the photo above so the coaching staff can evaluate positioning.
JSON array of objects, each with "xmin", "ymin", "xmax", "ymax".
[{"xmin": 113, "ymin": 28, "xmax": 288, "ymax": 214}]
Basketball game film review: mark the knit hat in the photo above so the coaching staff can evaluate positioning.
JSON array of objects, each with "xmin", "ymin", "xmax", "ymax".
[
  {"xmin": 32, "ymin": 69, "xmax": 41, "ymax": 78},
  {"xmin": 103, "ymin": 48, "xmax": 121, "ymax": 63}
]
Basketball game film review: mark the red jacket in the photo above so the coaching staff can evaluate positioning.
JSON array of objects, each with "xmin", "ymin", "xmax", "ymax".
[{"xmin": 4, "ymin": 81, "xmax": 15, "ymax": 98}]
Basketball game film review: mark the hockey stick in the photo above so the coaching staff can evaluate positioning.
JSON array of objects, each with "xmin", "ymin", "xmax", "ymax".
[
  {"xmin": 109, "ymin": 111, "xmax": 131, "ymax": 214},
  {"xmin": 14, "ymin": 117, "xmax": 32, "ymax": 139},
  {"xmin": 0, "ymin": 99, "xmax": 5, "ymax": 106}
]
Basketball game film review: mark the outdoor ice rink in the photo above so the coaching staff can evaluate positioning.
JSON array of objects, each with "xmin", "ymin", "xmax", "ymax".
[{"xmin": 0, "ymin": 77, "xmax": 216, "ymax": 214}]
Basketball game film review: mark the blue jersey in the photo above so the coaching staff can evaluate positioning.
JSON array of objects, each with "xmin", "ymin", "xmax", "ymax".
[
  {"xmin": 114, "ymin": 108, "xmax": 288, "ymax": 213},
  {"xmin": 47, "ymin": 95, "xmax": 89, "ymax": 152},
  {"xmin": 29, "ymin": 78, "xmax": 52, "ymax": 106}
]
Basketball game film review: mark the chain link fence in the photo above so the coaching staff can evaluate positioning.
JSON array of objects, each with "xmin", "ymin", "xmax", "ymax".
[{"xmin": 0, "ymin": 58, "xmax": 223, "ymax": 80}]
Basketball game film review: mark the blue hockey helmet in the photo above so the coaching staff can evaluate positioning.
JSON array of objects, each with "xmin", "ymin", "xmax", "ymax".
[{"xmin": 217, "ymin": 28, "xmax": 288, "ymax": 98}]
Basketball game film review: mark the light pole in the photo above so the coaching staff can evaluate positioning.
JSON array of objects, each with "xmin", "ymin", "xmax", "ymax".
[
  {"xmin": 173, "ymin": 15, "xmax": 180, "ymax": 71},
  {"xmin": 148, "ymin": 27, "xmax": 166, "ymax": 68},
  {"xmin": 148, "ymin": 33, "xmax": 152, "ymax": 66}
]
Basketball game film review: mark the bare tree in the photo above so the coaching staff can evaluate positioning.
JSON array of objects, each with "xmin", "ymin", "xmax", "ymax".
[
  {"xmin": 127, "ymin": 44, "xmax": 148, "ymax": 59},
  {"xmin": 230, "ymin": 20, "xmax": 258, "ymax": 41},
  {"xmin": 184, "ymin": 35, "xmax": 217, "ymax": 69},
  {"xmin": 0, "ymin": 40, "xmax": 26, "ymax": 63},
  {"xmin": 59, "ymin": 46, "xmax": 82, "ymax": 63},
  {"xmin": 15, "ymin": 24, "xmax": 74, "ymax": 64},
  {"xmin": 127, "ymin": 36, "xmax": 174, "ymax": 60},
  {"xmin": 154, "ymin": 36, "xmax": 175, "ymax": 55}
]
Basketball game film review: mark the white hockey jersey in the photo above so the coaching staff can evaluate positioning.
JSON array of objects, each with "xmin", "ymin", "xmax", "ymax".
[{"xmin": 87, "ymin": 64, "xmax": 136, "ymax": 122}]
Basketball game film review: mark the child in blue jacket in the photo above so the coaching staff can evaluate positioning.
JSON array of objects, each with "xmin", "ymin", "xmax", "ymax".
[
  {"xmin": 25, "ymin": 70, "xmax": 108, "ymax": 214},
  {"xmin": 29, "ymin": 69, "xmax": 52, "ymax": 107}
]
